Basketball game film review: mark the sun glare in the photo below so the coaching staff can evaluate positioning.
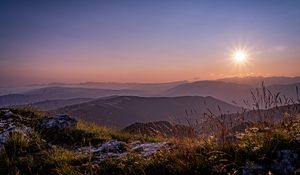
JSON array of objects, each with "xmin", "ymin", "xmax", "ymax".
[{"xmin": 233, "ymin": 50, "xmax": 247, "ymax": 63}]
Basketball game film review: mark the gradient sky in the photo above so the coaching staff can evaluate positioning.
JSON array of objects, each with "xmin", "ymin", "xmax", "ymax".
[{"xmin": 1, "ymin": 0, "xmax": 300, "ymax": 86}]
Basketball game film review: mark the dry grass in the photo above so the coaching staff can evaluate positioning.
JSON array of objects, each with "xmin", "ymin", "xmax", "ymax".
[{"xmin": 1, "ymin": 83, "xmax": 300, "ymax": 174}]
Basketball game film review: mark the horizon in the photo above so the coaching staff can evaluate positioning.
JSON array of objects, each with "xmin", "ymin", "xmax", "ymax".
[
  {"xmin": 1, "ymin": 1, "xmax": 300, "ymax": 86},
  {"xmin": 20, "ymin": 75, "xmax": 300, "ymax": 86},
  {"xmin": 0, "ymin": 75, "xmax": 299, "ymax": 89}
]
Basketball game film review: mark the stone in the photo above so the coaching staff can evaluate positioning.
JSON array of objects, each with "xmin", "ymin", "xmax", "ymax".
[
  {"xmin": 2, "ymin": 110, "xmax": 14, "ymax": 118},
  {"xmin": 294, "ymin": 168, "xmax": 300, "ymax": 175},
  {"xmin": 78, "ymin": 140, "xmax": 170, "ymax": 162},
  {"xmin": 0, "ymin": 125, "xmax": 33, "ymax": 147},
  {"xmin": 78, "ymin": 140, "xmax": 128, "ymax": 162},
  {"xmin": 40, "ymin": 115, "xmax": 77, "ymax": 130},
  {"xmin": 97, "ymin": 140, "xmax": 128, "ymax": 154},
  {"xmin": 131, "ymin": 142, "xmax": 169, "ymax": 157},
  {"xmin": 0, "ymin": 109, "xmax": 33, "ymax": 148},
  {"xmin": 242, "ymin": 162, "xmax": 264, "ymax": 175},
  {"xmin": 243, "ymin": 150, "xmax": 299, "ymax": 175},
  {"xmin": 0, "ymin": 109, "xmax": 22, "ymax": 121},
  {"xmin": 271, "ymin": 150, "xmax": 298, "ymax": 175}
]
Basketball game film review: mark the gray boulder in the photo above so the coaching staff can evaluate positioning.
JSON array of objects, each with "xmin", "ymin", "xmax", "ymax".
[
  {"xmin": 78, "ymin": 140, "xmax": 128, "ymax": 162},
  {"xmin": 272, "ymin": 150, "xmax": 298, "ymax": 175},
  {"xmin": 78, "ymin": 140, "xmax": 170, "ymax": 162},
  {"xmin": 243, "ymin": 150, "xmax": 299, "ymax": 175},
  {"xmin": 40, "ymin": 115, "xmax": 77, "ymax": 130},
  {"xmin": 131, "ymin": 141, "xmax": 169, "ymax": 157},
  {"xmin": 0, "ymin": 109, "xmax": 33, "ymax": 148},
  {"xmin": 0, "ymin": 125, "xmax": 33, "ymax": 146}
]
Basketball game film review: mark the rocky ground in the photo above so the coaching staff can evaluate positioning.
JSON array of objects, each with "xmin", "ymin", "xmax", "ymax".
[
  {"xmin": 1, "ymin": 108, "xmax": 300, "ymax": 175},
  {"xmin": 0, "ymin": 108, "xmax": 170, "ymax": 163}
]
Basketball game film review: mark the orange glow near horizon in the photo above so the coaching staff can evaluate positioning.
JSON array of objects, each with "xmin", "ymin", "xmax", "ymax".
[
  {"xmin": 1, "ymin": 1, "xmax": 300, "ymax": 87},
  {"xmin": 1, "ymin": 43, "xmax": 300, "ymax": 86}
]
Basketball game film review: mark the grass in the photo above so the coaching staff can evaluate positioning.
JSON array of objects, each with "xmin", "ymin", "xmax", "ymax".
[
  {"xmin": 0, "ymin": 132, "xmax": 44, "ymax": 175},
  {"xmin": 80, "ymin": 105, "xmax": 300, "ymax": 174},
  {"xmin": 43, "ymin": 148, "xmax": 87, "ymax": 175},
  {"xmin": 1, "ymin": 92, "xmax": 300, "ymax": 175}
]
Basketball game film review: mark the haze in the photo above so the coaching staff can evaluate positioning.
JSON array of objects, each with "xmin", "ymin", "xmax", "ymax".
[{"xmin": 1, "ymin": 0, "xmax": 300, "ymax": 87}]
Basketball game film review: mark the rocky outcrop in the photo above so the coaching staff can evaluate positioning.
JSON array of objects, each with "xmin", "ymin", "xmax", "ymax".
[
  {"xmin": 0, "ymin": 125, "xmax": 33, "ymax": 147},
  {"xmin": 131, "ymin": 141, "xmax": 169, "ymax": 157},
  {"xmin": 0, "ymin": 109, "xmax": 77, "ymax": 148},
  {"xmin": 272, "ymin": 150, "xmax": 299, "ymax": 175},
  {"xmin": 123, "ymin": 121, "xmax": 196, "ymax": 138},
  {"xmin": 2, "ymin": 108, "xmax": 300, "ymax": 174},
  {"xmin": 40, "ymin": 115, "xmax": 77, "ymax": 130},
  {"xmin": 78, "ymin": 140, "xmax": 129, "ymax": 162},
  {"xmin": 78, "ymin": 140, "xmax": 170, "ymax": 162},
  {"xmin": 242, "ymin": 163, "xmax": 264, "ymax": 175},
  {"xmin": 243, "ymin": 150, "xmax": 299, "ymax": 175},
  {"xmin": 0, "ymin": 109, "xmax": 33, "ymax": 148}
]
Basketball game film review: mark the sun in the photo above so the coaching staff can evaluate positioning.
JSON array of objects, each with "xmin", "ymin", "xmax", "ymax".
[{"xmin": 233, "ymin": 50, "xmax": 247, "ymax": 63}]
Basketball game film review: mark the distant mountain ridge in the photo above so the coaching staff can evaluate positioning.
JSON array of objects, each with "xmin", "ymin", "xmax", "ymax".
[
  {"xmin": 54, "ymin": 96, "xmax": 242, "ymax": 128},
  {"xmin": 163, "ymin": 81, "xmax": 252, "ymax": 104},
  {"xmin": 24, "ymin": 86, "xmax": 147, "ymax": 98},
  {"xmin": 28, "ymin": 76, "xmax": 300, "ymax": 88},
  {"xmin": 163, "ymin": 81, "xmax": 300, "ymax": 106},
  {"xmin": 25, "ymin": 98, "xmax": 94, "ymax": 111},
  {"xmin": 28, "ymin": 81, "xmax": 187, "ymax": 94},
  {"xmin": 1, "ymin": 76, "xmax": 299, "ymax": 108},
  {"xmin": 218, "ymin": 76, "xmax": 300, "ymax": 87},
  {"xmin": 0, "ymin": 87, "xmax": 146, "ymax": 107}
]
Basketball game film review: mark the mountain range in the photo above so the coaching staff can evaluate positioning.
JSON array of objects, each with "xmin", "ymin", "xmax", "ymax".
[
  {"xmin": 218, "ymin": 76, "xmax": 300, "ymax": 87},
  {"xmin": 1, "ymin": 76, "xmax": 299, "ymax": 107},
  {"xmin": 53, "ymin": 96, "xmax": 241, "ymax": 128},
  {"xmin": 0, "ymin": 76, "xmax": 299, "ymax": 129},
  {"xmin": 163, "ymin": 81, "xmax": 300, "ymax": 106},
  {"xmin": 0, "ymin": 87, "xmax": 145, "ymax": 107}
]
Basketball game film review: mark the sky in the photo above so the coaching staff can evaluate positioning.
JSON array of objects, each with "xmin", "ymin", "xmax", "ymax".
[{"xmin": 1, "ymin": 0, "xmax": 300, "ymax": 86}]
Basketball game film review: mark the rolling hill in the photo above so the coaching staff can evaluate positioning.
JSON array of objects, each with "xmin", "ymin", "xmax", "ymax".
[
  {"xmin": 163, "ymin": 81, "xmax": 252, "ymax": 105},
  {"xmin": 77, "ymin": 81, "xmax": 187, "ymax": 94},
  {"xmin": 163, "ymin": 81, "xmax": 300, "ymax": 106},
  {"xmin": 218, "ymin": 76, "xmax": 300, "ymax": 87},
  {"xmin": 25, "ymin": 98, "xmax": 94, "ymax": 111},
  {"xmin": 1, "ymin": 77, "xmax": 299, "ymax": 108},
  {"xmin": 0, "ymin": 87, "xmax": 146, "ymax": 107},
  {"xmin": 24, "ymin": 86, "xmax": 147, "ymax": 98},
  {"xmin": 54, "ymin": 96, "xmax": 242, "ymax": 128}
]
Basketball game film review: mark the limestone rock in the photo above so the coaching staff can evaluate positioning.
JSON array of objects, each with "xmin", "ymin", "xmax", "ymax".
[
  {"xmin": 131, "ymin": 141, "xmax": 169, "ymax": 157},
  {"xmin": 40, "ymin": 115, "xmax": 77, "ymax": 130},
  {"xmin": 242, "ymin": 162, "xmax": 264, "ymax": 175},
  {"xmin": 78, "ymin": 140, "xmax": 128, "ymax": 162},
  {"xmin": 0, "ymin": 125, "xmax": 32, "ymax": 146},
  {"xmin": 272, "ymin": 150, "xmax": 298, "ymax": 175},
  {"xmin": 0, "ymin": 109, "xmax": 33, "ymax": 147},
  {"xmin": 78, "ymin": 140, "xmax": 170, "ymax": 162}
]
